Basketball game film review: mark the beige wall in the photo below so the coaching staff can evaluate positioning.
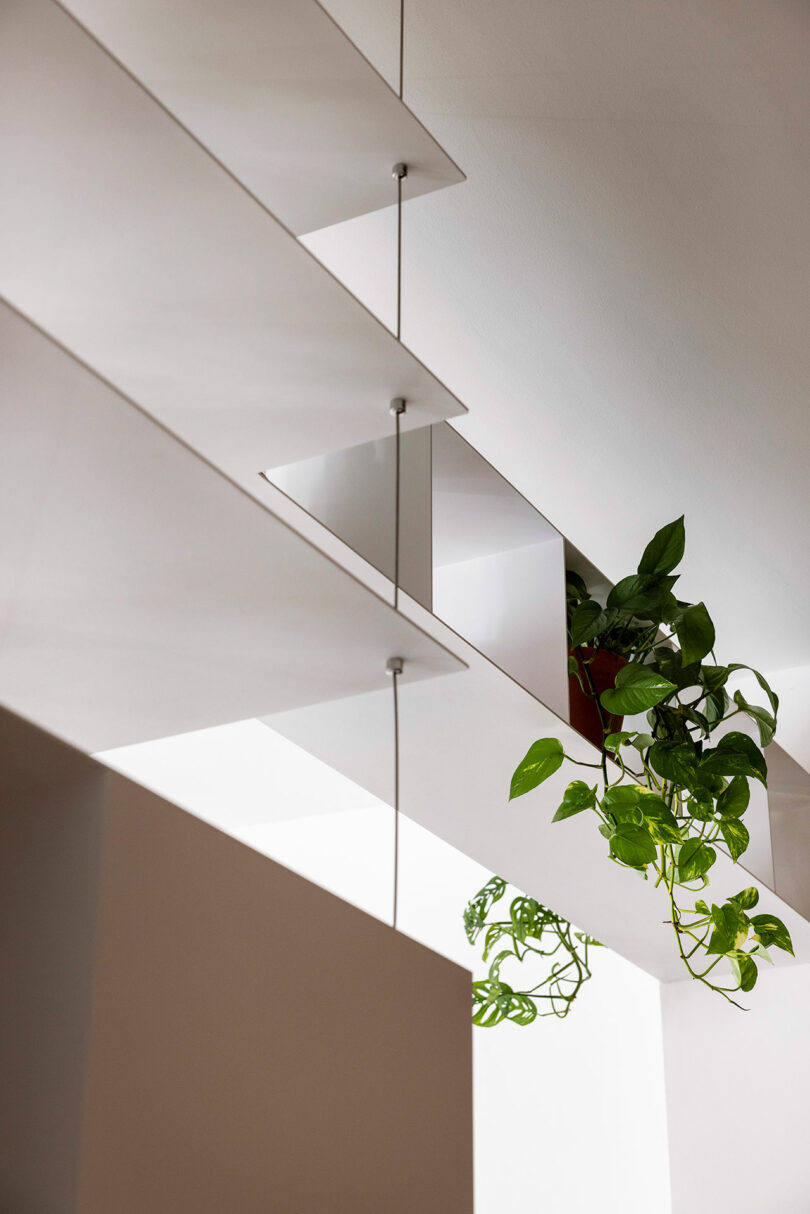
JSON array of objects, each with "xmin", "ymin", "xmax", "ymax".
[
  {"xmin": 0, "ymin": 711, "xmax": 103, "ymax": 1214},
  {"xmin": 0, "ymin": 706, "xmax": 473, "ymax": 1213}
]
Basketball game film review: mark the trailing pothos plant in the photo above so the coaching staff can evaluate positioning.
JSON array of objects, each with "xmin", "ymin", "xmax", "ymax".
[
  {"xmin": 464, "ymin": 876, "xmax": 601, "ymax": 1026},
  {"xmin": 507, "ymin": 515, "xmax": 793, "ymax": 1010}
]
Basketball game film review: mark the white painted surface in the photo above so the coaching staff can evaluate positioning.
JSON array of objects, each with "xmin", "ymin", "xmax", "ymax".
[
  {"xmin": 431, "ymin": 421, "xmax": 560, "ymax": 566},
  {"xmin": 434, "ymin": 540, "xmax": 568, "ymax": 716},
  {"xmin": 431, "ymin": 422, "xmax": 568, "ymax": 713},
  {"xmin": 311, "ymin": 0, "xmax": 810, "ymax": 681},
  {"xmin": 0, "ymin": 0, "xmax": 464, "ymax": 493},
  {"xmin": 59, "ymin": 0, "xmax": 464, "ymax": 236},
  {"xmin": 98, "ymin": 717, "xmax": 672, "ymax": 1214},
  {"xmin": 662, "ymin": 964, "xmax": 810, "ymax": 1214},
  {"xmin": 268, "ymin": 427, "xmax": 434, "ymax": 609},
  {"xmin": 0, "ymin": 305, "xmax": 462, "ymax": 751},
  {"xmin": 762, "ymin": 741, "xmax": 810, "ymax": 921},
  {"xmin": 763, "ymin": 666, "xmax": 810, "ymax": 776}
]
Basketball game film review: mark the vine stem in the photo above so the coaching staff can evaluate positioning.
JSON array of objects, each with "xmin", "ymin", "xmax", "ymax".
[{"xmin": 661, "ymin": 844, "xmax": 747, "ymax": 1010}]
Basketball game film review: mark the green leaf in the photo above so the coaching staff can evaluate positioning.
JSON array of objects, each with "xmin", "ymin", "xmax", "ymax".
[
  {"xmin": 609, "ymin": 821, "xmax": 657, "ymax": 868},
  {"xmin": 703, "ymin": 687, "xmax": 730, "ymax": 727},
  {"xmin": 568, "ymin": 654, "xmax": 587, "ymax": 694},
  {"xmin": 729, "ymin": 954, "xmax": 758, "ymax": 993},
  {"xmin": 552, "ymin": 780, "xmax": 597, "ymax": 822},
  {"xmin": 677, "ymin": 837, "xmax": 717, "ymax": 882},
  {"xmin": 729, "ymin": 887, "xmax": 759, "ymax": 911},
  {"xmin": 471, "ymin": 980, "xmax": 539, "ymax": 1027},
  {"xmin": 701, "ymin": 665, "xmax": 730, "ymax": 693},
  {"xmin": 649, "ymin": 741, "xmax": 699, "ymax": 786},
  {"xmin": 686, "ymin": 787, "xmax": 715, "ymax": 821},
  {"xmin": 720, "ymin": 818, "xmax": 750, "ymax": 861},
  {"xmin": 639, "ymin": 795, "xmax": 684, "ymax": 844},
  {"xmin": 463, "ymin": 875, "xmax": 507, "ymax": 943},
  {"xmin": 750, "ymin": 914, "xmax": 794, "ymax": 955},
  {"xmin": 631, "ymin": 732, "xmax": 655, "ymax": 752},
  {"xmin": 716, "ymin": 775, "xmax": 750, "ymax": 819},
  {"xmin": 732, "ymin": 690, "xmax": 776, "ymax": 748},
  {"xmin": 569, "ymin": 600, "xmax": 606, "ymax": 647},
  {"xmin": 676, "ymin": 602, "xmax": 716, "ymax": 667},
  {"xmin": 602, "ymin": 785, "xmax": 642, "ymax": 824},
  {"xmin": 565, "ymin": 570, "xmax": 589, "ymax": 601},
  {"xmin": 482, "ymin": 923, "xmax": 511, "ymax": 961},
  {"xmin": 601, "ymin": 664, "xmax": 677, "ymax": 716},
  {"xmin": 510, "ymin": 738, "xmax": 565, "ymax": 800},
  {"xmin": 607, "ymin": 573, "xmax": 678, "ymax": 616},
  {"xmin": 604, "ymin": 730, "xmax": 635, "ymax": 753},
  {"xmin": 699, "ymin": 773, "xmax": 728, "ymax": 798},
  {"xmin": 700, "ymin": 732, "xmax": 767, "ymax": 786},
  {"xmin": 706, "ymin": 902, "xmax": 747, "ymax": 955},
  {"xmin": 510, "ymin": 896, "xmax": 543, "ymax": 942},
  {"xmin": 749, "ymin": 941, "xmax": 774, "ymax": 965},
  {"xmin": 471, "ymin": 978, "xmax": 539, "ymax": 1027},
  {"xmin": 727, "ymin": 664, "xmax": 779, "ymax": 717},
  {"xmin": 638, "ymin": 516, "xmax": 686, "ymax": 577}
]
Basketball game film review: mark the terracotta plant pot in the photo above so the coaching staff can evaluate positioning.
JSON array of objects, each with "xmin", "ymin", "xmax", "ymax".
[{"xmin": 568, "ymin": 648, "xmax": 629, "ymax": 751}]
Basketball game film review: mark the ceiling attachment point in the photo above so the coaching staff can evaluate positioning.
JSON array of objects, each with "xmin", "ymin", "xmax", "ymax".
[
  {"xmin": 391, "ymin": 162, "xmax": 408, "ymax": 180},
  {"xmin": 386, "ymin": 656, "xmax": 405, "ymax": 677},
  {"xmin": 389, "ymin": 397, "xmax": 407, "ymax": 416}
]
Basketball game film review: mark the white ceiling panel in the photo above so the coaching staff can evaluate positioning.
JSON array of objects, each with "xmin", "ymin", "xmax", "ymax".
[{"xmin": 0, "ymin": 304, "xmax": 463, "ymax": 752}]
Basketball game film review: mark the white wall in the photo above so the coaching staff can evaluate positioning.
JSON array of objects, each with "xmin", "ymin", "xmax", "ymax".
[{"xmin": 662, "ymin": 963, "xmax": 810, "ymax": 1214}]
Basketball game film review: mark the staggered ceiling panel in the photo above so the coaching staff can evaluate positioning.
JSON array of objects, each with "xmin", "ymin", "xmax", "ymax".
[
  {"xmin": 58, "ymin": 0, "xmax": 464, "ymax": 235},
  {"xmin": 0, "ymin": 0, "xmax": 465, "ymax": 492},
  {"xmin": 0, "ymin": 304, "xmax": 464, "ymax": 753}
]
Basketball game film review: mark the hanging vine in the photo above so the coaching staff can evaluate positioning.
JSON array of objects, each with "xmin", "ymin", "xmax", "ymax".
[
  {"xmin": 504, "ymin": 516, "xmax": 793, "ymax": 1012},
  {"xmin": 465, "ymin": 876, "xmax": 601, "ymax": 1025}
]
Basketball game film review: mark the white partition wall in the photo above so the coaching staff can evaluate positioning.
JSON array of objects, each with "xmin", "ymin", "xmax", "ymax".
[{"xmin": 662, "ymin": 965, "xmax": 810, "ymax": 1213}]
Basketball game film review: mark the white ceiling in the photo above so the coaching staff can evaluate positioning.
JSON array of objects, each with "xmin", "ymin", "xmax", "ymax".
[{"xmin": 318, "ymin": 0, "xmax": 810, "ymax": 673}]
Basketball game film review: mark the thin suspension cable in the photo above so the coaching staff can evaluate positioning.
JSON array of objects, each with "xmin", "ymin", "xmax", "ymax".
[
  {"xmin": 392, "ymin": 664, "xmax": 400, "ymax": 929},
  {"xmin": 397, "ymin": 172, "xmax": 402, "ymax": 339},
  {"xmin": 391, "ymin": 164, "xmax": 407, "ymax": 342},
  {"xmin": 386, "ymin": 656, "xmax": 404, "ymax": 931},
  {"xmin": 392, "ymin": 401, "xmax": 402, "ymax": 609}
]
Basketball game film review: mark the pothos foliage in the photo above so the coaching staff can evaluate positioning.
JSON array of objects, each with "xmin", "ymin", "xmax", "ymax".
[
  {"xmin": 504, "ymin": 515, "xmax": 793, "ymax": 1012},
  {"xmin": 464, "ymin": 876, "xmax": 601, "ymax": 1026}
]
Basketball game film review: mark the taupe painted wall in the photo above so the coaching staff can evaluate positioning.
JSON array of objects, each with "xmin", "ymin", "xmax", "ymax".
[
  {"xmin": 0, "ymin": 711, "xmax": 103, "ymax": 1214},
  {"xmin": 0, "ymin": 706, "xmax": 473, "ymax": 1213}
]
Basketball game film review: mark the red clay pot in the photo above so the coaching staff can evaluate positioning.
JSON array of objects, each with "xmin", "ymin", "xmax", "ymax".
[{"xmin": 568, "ymin": 648, "xmax": 628, "ymax": 751}]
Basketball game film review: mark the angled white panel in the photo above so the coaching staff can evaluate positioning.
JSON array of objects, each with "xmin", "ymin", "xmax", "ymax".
[
  {"xmin": 0, "ymin": 0, "xmax": 465, "ymax": 494},
  {"xmin": 58, "ymin": 0, "xmax": 464, "ymax": 235},
  {"xmin": 432, "ymin": 423, "xmax": 568, "ymax": 716},
  {"xmin": 267, "ymin": 427, "xmax": 434, "ymax": 610},
  {"xmin": 0, "ymin": 304, "xmax": 463, "ymax": 752}
]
